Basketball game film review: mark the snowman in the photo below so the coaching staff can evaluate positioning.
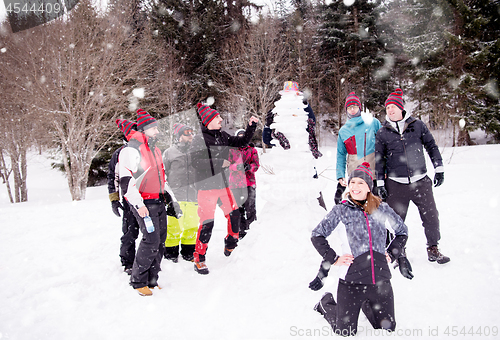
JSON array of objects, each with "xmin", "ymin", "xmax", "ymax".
[{"xmin": 267, "ymin": 82, "xmax": 323, "ymax": 208}]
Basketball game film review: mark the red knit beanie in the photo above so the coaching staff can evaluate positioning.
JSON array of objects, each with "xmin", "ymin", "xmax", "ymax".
[
  {"xmin": 116, "ymin": 119, "xmax": 137, "ymax": 136},
  {"xmin": 197, "ymin": 103, "xmax": 220, "ymax": 127},
  {"xmin": 345, "ymin": 92, "xmax": 362, "ymax": 110},
  {"xmin": 385, "ymin": 88, "xmax": 404, "ymax": 110},
  {"xmin": 136, "ymin": 109, "xmax": 158, "ymax": 131}
]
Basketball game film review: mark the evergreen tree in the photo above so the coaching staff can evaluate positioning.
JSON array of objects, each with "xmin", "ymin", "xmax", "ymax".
[
  {"xmin": 150, "ymin": 0, "xmax": 258, "ymax": 100},
  {"xmin": 317, "ymin": 0, "xmax": 386, "ymax": 128},
  {"xmin": 447, "ymin": 0, "xmax": 500, "ymax": 142},
  {"xmin": 379, "ymin": 0, "xmax": 500, "ymax": 143},
  {"xmin": 379, "ymin": 0, "xmax": 456, "ymax": 124}
]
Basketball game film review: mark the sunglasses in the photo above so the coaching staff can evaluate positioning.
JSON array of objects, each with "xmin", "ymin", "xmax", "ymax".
[{"xmin": 182, "ymin": 129, "xmax": 193, "ymax": 136}]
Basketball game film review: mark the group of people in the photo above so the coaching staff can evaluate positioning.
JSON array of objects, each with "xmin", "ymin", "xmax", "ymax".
[
  {"xmin": 310, "ymin": 88, "xmax": 450, "ymax": 336},
  {"xmin": 106, "ymin": 84, "xmax": 450, "ymax": 335},
  {"xmin": 107, "ymin": 104, "xmax": 259, "ymax": 295}
]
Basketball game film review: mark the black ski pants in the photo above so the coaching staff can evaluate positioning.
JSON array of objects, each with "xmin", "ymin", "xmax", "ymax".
[
  {"xmin": 385, "ymin": 176, "xmax": 441, "ymax": 246},
  {"xmin": 120, "ymin": 199, "xmax": 140, "ymax": 269},
  {"xmin": 331, "ymin": 280, "xmax": 396, "ymax": 336},
  {"xmin": 244, "ymin": 186, "xmax": 257, "ymax": 227},
  {"xmin": 232, "ymin": 186, "xmax": 257, "ymax": 230},
  {"xmin": 130, "ymin": 200, "xmax": 167, "ymax": 289}
]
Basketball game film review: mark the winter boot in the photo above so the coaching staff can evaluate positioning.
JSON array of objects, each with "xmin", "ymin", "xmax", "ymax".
[
  {"xmin": 194, "ymin": 261, "xmax": 209, "ymax": 275},
  {"xmin": 224, "ymin": 234, "xmax": 238, "ymax": 257},
  {"xmin": 135, "ymin": 286, "xmax": 153, "ymax": 296},
  {"xmin": 180, "ymin": 244, "xmax": 195, "ymax": 262},
  {"xmin": 427, "ymin": 245, "xmax": 450, "ymax": 264},
  {"xmin": 164, "ymin": 245, "xmax": 179, "ymax": 263},
  {"xmin": 314, "ymin": 292, "xmax": 337, "ymax": 329},
  {"xmin": 224, "ymin": 247, "xmax": 234, "ymax": 257}
]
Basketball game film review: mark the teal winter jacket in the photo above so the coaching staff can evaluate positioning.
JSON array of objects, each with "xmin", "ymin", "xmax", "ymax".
[{"xmin": 336, "ymin": 115, "xmax": 381, "ymax": 180}]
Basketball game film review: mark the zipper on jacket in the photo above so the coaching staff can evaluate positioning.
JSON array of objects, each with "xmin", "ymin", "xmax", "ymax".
[
  {"xmin": 144, "ymin": 137, "xmax": 164, "ymax": 196},
  {"xmin": 364, "ymin": 132, "xmax": 367, "ymax": 158},
  {"xmin": 401, "ymin": 134, "xmax": 412, "ymax": 183},
  {"xmin": 364, "ymin": 211, "xmax": 376, "ymax": 285}
]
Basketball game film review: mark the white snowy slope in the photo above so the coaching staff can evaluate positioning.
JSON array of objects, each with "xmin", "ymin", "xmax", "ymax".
[{"xmin": 0, "ymin": 141, "xmax": 499, "ymax": 340}]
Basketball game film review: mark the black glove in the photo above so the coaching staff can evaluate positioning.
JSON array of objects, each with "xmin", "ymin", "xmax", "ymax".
[
  {"xmin": 309, "ymin": 276, "xmax": 324, "ymax": 291},
  {"xmin": 167, "ymin": 201, "xmax": 183, "ymax": 219},
  {"xmin": 111, "ymin": 200, "xmax": 123, "ymax": 217},
  {"xmin": 244, "ymin": 163, "xmax": 251, "ymax": 172},
  {"xmin": 434, "ymin": 172, "xmax": 444, "ymax": 187},
  {"xmin": 398, "ymin": 256, "xmax": 414, "ymax": 280},
  {"xmin": 309, "ymin": 260, "xmax": 332, "ymax": 291},
  {"xmin": 377, "ymin": 186, "xmax": 388, "ymax": 200}
]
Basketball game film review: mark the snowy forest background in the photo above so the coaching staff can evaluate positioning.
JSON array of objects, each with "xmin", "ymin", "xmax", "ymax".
[{"xmin": 1, "ymin": 0, "xmax": 499, "ymax": 203}]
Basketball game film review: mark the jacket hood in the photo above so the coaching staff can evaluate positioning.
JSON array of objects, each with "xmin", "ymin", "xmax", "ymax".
[
  {"xmin": 384, "ymin": 111, "xmax": 415, "ymax": 133},
  {"xmin": 345, "ymin": 115, "xmax": 366, "ymax": 129},
  {"xmin": 385, "ymin": 108, "xmax": 411, "ymax": 122},
  {"xmin": 127, "ymin": 130, "xmax": 154, "ymax": 147}
]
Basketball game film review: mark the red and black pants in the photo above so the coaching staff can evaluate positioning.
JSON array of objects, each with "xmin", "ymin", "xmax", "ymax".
[{"xmin": 194, "ymin": 188, "xmax": 240, "ymax": 262}]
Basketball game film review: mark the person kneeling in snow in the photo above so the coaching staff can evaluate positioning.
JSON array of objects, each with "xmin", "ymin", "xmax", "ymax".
[{"xmin": 309, "ymin": 162, "xmax": 413, "ymax": 336}]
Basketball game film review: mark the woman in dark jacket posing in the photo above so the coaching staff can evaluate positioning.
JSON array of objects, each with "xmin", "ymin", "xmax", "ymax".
[{"xmin": 309, "ymin": 163, "xmax": 413, "ymax": 336}]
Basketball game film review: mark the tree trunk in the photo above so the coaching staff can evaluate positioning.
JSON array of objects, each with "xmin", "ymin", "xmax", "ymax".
[
  {"xmin": 0, "ymin": 152, "xmax": 14, "ymax": 203},
  {"xmin": 20, "ymin": 149, "xmax": 27, "ymax": 202},
  {"xmin": 452, "ymin": 121, "xmax": 456, "ymax": 147},
  {"xmin": 64, "ymin": 143, "xmax": 93, "ymax": 201},
  {"xmin": 457, "ymin": 129, "xmax": 473, "ymax": 146}
]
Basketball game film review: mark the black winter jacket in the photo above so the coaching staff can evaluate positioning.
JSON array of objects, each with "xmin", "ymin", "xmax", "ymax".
[
  {"xmin": 189, "ymin": 123, "xmax": 257, "ymax": 191},
  {"xmin": 107, "ymin": 145, "xmax": 125, "ymax": 196},
  {"xmin": 375, "ymin": 115, "xmax": 443, "ymax": 182}
]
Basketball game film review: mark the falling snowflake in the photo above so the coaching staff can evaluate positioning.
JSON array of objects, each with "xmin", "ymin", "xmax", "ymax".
[
  {"xmin": 132, "ymin": 88, "xmax": 145, "ymax": 99},
  {"xmin": 459, "ymin": 119, "xmax": 466, "ymax": 129}
]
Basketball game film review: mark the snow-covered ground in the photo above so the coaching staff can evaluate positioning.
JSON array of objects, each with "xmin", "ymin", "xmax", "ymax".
[{"xmin": 1, "ymin": 133, "xmax": 499, "ymax": 339}]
